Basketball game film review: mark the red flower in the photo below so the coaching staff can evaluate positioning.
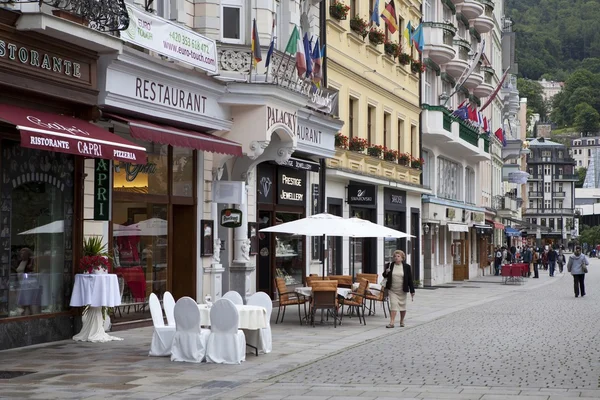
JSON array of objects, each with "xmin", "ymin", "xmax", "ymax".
[{"xmin": 79, "ymin": 255, "xmax": 111, "ymax": 274}]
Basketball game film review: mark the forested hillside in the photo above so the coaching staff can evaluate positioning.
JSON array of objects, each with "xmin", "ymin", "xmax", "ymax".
[{"xmin": 506, "ymin": 0, "xmax": 600, "ymax": 81}]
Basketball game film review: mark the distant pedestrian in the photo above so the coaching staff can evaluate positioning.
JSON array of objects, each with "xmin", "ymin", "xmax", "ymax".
[
  {"xmin": 567, "ymin": 246, "xmax": 589, "ymax": 298},
  {"xmin": 383, "ymin": 250, "xmax": 415, "ymax": 328},
  {"xmin": 494, "ymin": 247, "xmax": 502, "ymax": 276},
  {"xmin": 522, "ymin": 246, "xmax": 532, "ymax": 277},
  {"xmin": 532, "ymin": 248, "xmax": 540, "ymax": 279},
  {"xmin": 542, "ymin": 250, "xmax": 549, "ymax": 270},
  {"xmin": 510, "ymin": 245, "xmax": 517, "ymax": 263},
  {"xmin": 557, "ymin": 249, "xmax": 566, "ymax": 273},
  {"xmin": 548, "ymin": 247, "xmax": 557, "ymax": 277}
]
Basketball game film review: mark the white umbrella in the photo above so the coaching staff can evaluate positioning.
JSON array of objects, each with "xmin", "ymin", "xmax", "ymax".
[
  {"xmin": 18, "ymin": 220, "xmax": 64, "ymax": 235},
  {"xmin": 259, "ymin": 213, "xmax": 411, "ymax": 238},
  {"xmin": 113, "ymin": 223, "xmax": 142, "ymax": 237},
  {"xmin": 132, "ymin": 218, "xmax": 168, "ymax": 236}
]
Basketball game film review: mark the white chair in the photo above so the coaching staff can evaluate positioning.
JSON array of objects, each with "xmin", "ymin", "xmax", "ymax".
[
  {"xmin": 170, "ymin": 297, "xmax": 210, "ymax": 363},
  {"xmin": 205, "ymin": 298, "xmax": 246, "ymax": 364},
  {"xmin": 163, "ymin": 291, "xmax": 176, "ymax": 327},
  {"xmin": 148, "ymin": 293, "xmax": 176, "ymax": 357},
  {"xmin": 245, "ymin": 291, "xmax": 273, "ymax": 354},
  {"xmin": 222, "ymin": 290, "xmax": 244, "ymax": 305}
]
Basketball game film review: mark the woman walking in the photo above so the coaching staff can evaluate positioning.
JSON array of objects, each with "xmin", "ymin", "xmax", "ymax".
[
  {"xmin": 383, "ymin": 250, "xmax": 415, "ymax": 328},
  {"xmin": 568, "ymin": 245, "xmax": 589, "ymax": 298}
]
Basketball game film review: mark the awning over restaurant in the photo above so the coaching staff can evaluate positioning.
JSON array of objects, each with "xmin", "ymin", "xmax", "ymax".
[
  {"xmin": 0, "ymin": 104, "xmax": 146, "ymax": 163},
  {"xmin": 448, "ymin": 223, "xmax": 469, "ymax": 232},
  {"xmin": 474, "ymin": 224, "xmax": 493, "ymax": 230},
  {"xmin": 486, "ymin": 220, "xmax": 505, "ymax": 230},
  {"xmin": 106, "ymin": 114, "xmax": 243, "ymax": 157}
]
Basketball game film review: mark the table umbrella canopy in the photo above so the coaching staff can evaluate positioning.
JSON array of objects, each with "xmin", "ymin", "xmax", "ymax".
[
  {"xmin": 18, "ymin": 220, "xmax": 64, "ymax": 235},
  {"xmin": 259, "ymin": 213, "xmax": 411, "ymax": 238}
]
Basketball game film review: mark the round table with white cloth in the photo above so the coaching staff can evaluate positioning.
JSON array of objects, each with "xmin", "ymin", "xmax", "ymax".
[
  {"xmin": 70, "ymin": 273, "xmax": 123, "ymax": 342},
  {"xmin": 197, "ymin": 304, "xmax": 268, "ymax": 330},
  {"xmin": 295, "ymin": 287, "xmax": 352, "ymax": 299}
]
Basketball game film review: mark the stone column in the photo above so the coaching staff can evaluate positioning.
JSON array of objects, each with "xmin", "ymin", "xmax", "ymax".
[
  {"xmin": 423, "ymin": 231, "xmax": 434, "ymax": 286},
  {"xmin": 231, "ymin": 183, "xmax": 254, "ymax": 302}
]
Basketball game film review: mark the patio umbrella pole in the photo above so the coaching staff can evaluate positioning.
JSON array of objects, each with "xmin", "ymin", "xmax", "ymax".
[{"xmin": 321, "ymin": 234, "xmax": 328, "ymax": 276}]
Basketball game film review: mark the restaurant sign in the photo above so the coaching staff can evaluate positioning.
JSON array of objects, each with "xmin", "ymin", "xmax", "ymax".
[
  {"xmin": 94, "ymin": 159, "xmax": 111, "ymax": 221},
  {"xmin": 122, "ymin": 5, "xmax": 218, "ymax": 74}
]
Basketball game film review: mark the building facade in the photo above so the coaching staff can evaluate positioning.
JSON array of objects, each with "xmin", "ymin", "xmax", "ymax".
[
  {"xmin": 525, "ymin": 137, "xmax": 576, "ymax": 246},
  {"xmin": 571, "ymin": 136, "xmax": 600, "ymax": 169}
]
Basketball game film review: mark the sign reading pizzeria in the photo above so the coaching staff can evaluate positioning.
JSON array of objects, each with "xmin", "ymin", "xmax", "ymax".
[{"xmin": 277, "ymin": 167, "xmax": 306, "ymax": 206}]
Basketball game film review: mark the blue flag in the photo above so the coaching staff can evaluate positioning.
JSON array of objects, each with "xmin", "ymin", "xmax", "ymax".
[
  {"xmin": 370, "ymin": 0, "xmax": 380, "ymax": 26},
  {"xmin": 265, "ymin": 17, "xmax": 276, "ymax": 68},
  {"xmin": 303, "ymin": 33, "xmax": 313, "ymax": 78},
  {"xmin": 452, "ymin": 105, "xmax": 469, "ymax": 120}
]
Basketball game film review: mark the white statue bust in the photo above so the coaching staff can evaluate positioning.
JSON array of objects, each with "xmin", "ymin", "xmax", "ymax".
[{"xmin": 212, "ymin": 238, "xmax": 221, "ymax": 264}]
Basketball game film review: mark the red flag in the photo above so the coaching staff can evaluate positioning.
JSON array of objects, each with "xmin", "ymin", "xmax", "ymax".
[
  {"xmin": 494, "ymin": 127, "xmax": 503, "ymax": 142},
  {"xmin": 483, "ymin": 117, "xmax": 488, "ymax": 132},
  {"xmin": 468, "ymin": 106, "xmax": 478, "ymax": 122}
]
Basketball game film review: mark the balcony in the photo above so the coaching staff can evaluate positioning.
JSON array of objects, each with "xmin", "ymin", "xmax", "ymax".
[
  {"xmin": 526, "ymin": 157, "xmax": 576, "ymax": 164},
  {"xmin": 528, "ymin": 174, "xmax": 543, "ymax": 181},
  {"xmin": 422, "ymin": 105, "xmax": 489, "ymax": 161},
  {"xmin": 471, "ymin": 5, "xmax": 495, "ymax": 34},
  {"xmin": 326, "ymin": 148, "xmax": 422, "ymax": 185},
  {"xmin": 458, "ymin": 0, "xmax": 485, "ymax": 20},
  {"xmin": 497, "ymin": 196, "xmax": 520, "ymax": 219},
  {"xmin": 446, "ymin": 39, "xmax": 471, "ymax": 79},
  {"xmin": 473, "ymin": 67, "xmax": 495, "ymax": 97},
  {"xmin": 528, "ymin": 191, "xmax": 543, "ymax": 198},
  {"xmin": 450, "ymin": 0, "xmax": 464, "ymax": 4},
  {"xmin": 423, "ymin": 22, "xmax": 457, "ymax": 65},
  {"xmin": 502, "ymin": 139, "xmax": 524, "ymax": 161},
  {"xmin": 553, "ymin": 192, "xmax": 566, "ymax": 198},
  {"xmin": 524, "ymin": 208, "xmax": 575, "ymax": 216},
  {"xmin": 462, "ymin": 64, "xmax": 484, "ymax": 90},
  {"xmin": 554, "ymin": 174, "xmax": 578, "ymax": 181}
]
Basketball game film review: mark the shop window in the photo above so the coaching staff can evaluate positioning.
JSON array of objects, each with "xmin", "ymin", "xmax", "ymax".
[
  {"xmin": 114, "ymin": 143, "xmax": 169, "ymax": 195},
  {"xmin": 0, "ymin": 142, "xmax": 74, "ymax": 318},
  {"xmin": 172, "ymin": 147, "xmax": 194, "ymax": 197},
  {"xmin": 437, "ymin": 157, "xmax": 461, "ymax": 201},
  {"xmin": 222, "ymin": 0, "xmax": 244, "ymax": 44},
  {"xmin": 274, "ymin": 212, "xmax": 304, "ymax": 286}
]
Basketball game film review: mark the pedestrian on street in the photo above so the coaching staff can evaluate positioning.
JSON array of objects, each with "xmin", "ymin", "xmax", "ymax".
[
  {"xmin": 557, "ymin": 249, "xmax": 566, "ymax": 273},
  {"xmin": 494, "ymin": 247, "xmax": 502, "ymax": 276},
  {"xmin": 568, "ymin": 246, "xmax": 589, "ymax": 298},
  {"xmin": 522, "ymin": 246, "xmax": 532, "ymax": 277},
  {"xmin": 532, "ymin": 248, "xmax": 540, "ymax": 278},
  {"xmin": 548, "ymin": 246, "xmax": 557, "ymax": 277},
  {"xmin": 383, "ymin": 250, "xmax": 415, "ymax": 328},
  {"xmin": 542, "ymin": 250, "xmax": 549, "ymax": 270}
]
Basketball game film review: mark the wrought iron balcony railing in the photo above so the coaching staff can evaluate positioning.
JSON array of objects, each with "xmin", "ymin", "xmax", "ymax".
[{"xmin": 1, "ymin": 0, "xmax": 130, "ymax": 32}]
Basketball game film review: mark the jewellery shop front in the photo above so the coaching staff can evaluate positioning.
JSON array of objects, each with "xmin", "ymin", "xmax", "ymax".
[
  {"xmin": 97, "ymin": 33, "xmax": 242, "ymax": 321},
  {"xmin": 0, "ymin": 9, "xmax": 147, "ymax": 350}
]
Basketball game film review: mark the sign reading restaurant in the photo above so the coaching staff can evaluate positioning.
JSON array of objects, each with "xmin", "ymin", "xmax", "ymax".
[
  {"xmin": 135, "ymin": 78, "xmax": 207, "ymax": 114},
  {"xmin": 122, "ymin": 5, "xmax": 218, "ymax": 74}
]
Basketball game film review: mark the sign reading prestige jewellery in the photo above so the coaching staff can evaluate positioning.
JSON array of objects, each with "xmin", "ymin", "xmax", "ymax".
[
  {"xmin": 122, "ymin": 6, "xmax": 218, "ymax": 74},
  {"xmin": 277, "ymin": 167, "xmax": 306, "ymax": 206}
]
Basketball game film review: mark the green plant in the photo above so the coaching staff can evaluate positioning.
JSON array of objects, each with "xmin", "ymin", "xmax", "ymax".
[
  {"xmin": 411, "ymin": 59, "xmax": 426, "ymax": 73},
  {"xmin": 367, "ymin": 144, "xmax": 385, "ymax": 157},
  {"xmin": 329, "ymin": 0, "xmax": 350, "ymax": 20},
  {"xmin": 398, "ymin": 152, "xmax": 411, "ymax": 165},
  {"xmin": 83, "ymin": 236, "xmax": 109, "ymax": 257},
  {"xmin": 349, "ymin": 137, "xmax": 368, "ymax": 152},
  {"xmin": 383, "ymin": 148, "xmax": 398, "ymax": 162},
  {"xmin": 368, "ymin": 27, "xmax": 385, "ymax": 45},
  {"xmin": 398, "ymin": 53, "xmax": 411, "ymax": 65},
  {"xmin": 335, "ymin": 132, "xmax": 349, "ymax": 149},
  {"xmin": 384, "ymin": 41, "xmax": 399, "ymax": 57},
  {"xmin": 411, "ymin": 156, "xmax": 425, "ymax": 169},
  {"xmin": 414, "ymin": 279, "xmax": 422, "ymax": 288},
  {"xmin": 350, "ymin": 15, "xmax": 369, "ymax": 38}
]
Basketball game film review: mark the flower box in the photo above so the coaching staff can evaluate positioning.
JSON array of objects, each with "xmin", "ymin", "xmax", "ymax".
[
  {"xmin": 398, "ymin": 53, "xmax": 411, "ymax": 65},
  {"xmin": 384, "ymin": 41, "xmax": 399, "ymax": 58},
  {"xmin": 329, "ymin": 1, "xmax": 350, "ymax": 20},
  {"xmin": 350, "ymin": 16, "xmax": 369, "ymax": 38},
  {"xmin": 349, "ymin": 137, "xmax": 368, "ymax": 152},
  {"xmin": 368, "ymin": 28, "xmax": 385, "ymax": 46}
]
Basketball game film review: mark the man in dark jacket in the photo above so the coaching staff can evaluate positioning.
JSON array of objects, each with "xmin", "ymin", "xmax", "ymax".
[{"xmin": 548, "ymin": 246, "xmax": 557, "ymax": 277}]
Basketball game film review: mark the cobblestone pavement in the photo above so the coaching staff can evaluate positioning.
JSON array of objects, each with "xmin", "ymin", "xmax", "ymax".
[{"xmin": 1, "ymin": 258, "xmax": 599, "ymax": 400}]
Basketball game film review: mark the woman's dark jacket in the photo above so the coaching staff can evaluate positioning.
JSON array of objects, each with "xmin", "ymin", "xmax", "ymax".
[{"xmin": 382, "ymin": 262, "xmax": 415, "ymax": 294}]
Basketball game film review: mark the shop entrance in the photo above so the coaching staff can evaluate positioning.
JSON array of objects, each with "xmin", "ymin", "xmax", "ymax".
[
  {"xmin": 171, "ymin": 205, "xmax": 195, "ymax": 299},
  {"xmin": 350, "ymin": 208, "xmax": 376, "ymax": 276},
  {"xmin": 453, "ymin": 239, "xmax": 468, "ymax": 281},
  {"xmin": 327, "ymin": 199, "xmax": 343, "ymax": 275}
]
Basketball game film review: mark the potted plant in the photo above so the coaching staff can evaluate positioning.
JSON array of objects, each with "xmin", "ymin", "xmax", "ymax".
[
  {"xmin": 79, "ymin": 236, "xmax": 113, "ymax": 321},
  {"xmin": 350, "ymin": 16, "xmax": 369, "ymax": 38},
  {"xmin": 335, "ymin": 132, "xmax": 349, "ymax": 149},
  {"xmin": 348, "ymin": 137, "xmax": 368, "ymax": 152},
  {"xmin": 411, "ymin": 59, "xmax": 426, "ymax": 73},
  {"xmin": 367, "ymin": 144, "xmax": 385, "ymax": 158},
  {"xmin": 384, "ymin": 41, "xmax": 400, "ymax": 58},
  {"xmin": 368, "ymin": 27, "xmax": 385, "ymax": 46},
  {"xmin": 329, "ymin": 0, "xmax": 350, "ymax": 21},
  {"xmin": 383, "ymin": 148, "xmax": 398, "ymax": 162},
  {"xmin": 411, "ymin": 156, "xmax": 425, "ymax": 169},
  {"xmin": 398, "ymin": 53, "xmax": 411, "ymax": 65},
  {"xmin": 398, "ymin": 152, "xmax": 411, "ymax": 166}
]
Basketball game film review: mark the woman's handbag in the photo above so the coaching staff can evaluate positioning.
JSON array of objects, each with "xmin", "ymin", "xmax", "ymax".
[{"xmin": 583, "ymin": 264, "xmax": 589, "ymax": 273}]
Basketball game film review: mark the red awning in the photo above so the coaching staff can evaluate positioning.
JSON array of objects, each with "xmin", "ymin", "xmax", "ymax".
[
  {"xmin": 0, "ymin": 104, "xmax": 146, "ymax": 163},
  {"xmin": 486, "ymin": 220, "xmax": 505, "ymax": 230},
  {"xmin": 106, "ymin": 114, "xmax": 243, "ymax": 157}
]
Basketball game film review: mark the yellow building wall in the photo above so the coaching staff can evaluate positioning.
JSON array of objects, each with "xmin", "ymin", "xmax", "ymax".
[{"xmin": 326, "ymin": 0, "xmax": 422, "ymax": 156}]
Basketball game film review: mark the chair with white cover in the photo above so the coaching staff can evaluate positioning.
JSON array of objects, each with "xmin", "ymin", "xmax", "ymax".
[
  {"xmin": 245, "ymin": 292, "xmax": 272, "ymax": 354},
  {"xmin": 163, "ymin": 291, "xmax": 176, "ymax": 327},
  {"xmin": 170, "ymin": 297, "xmax": 210, "ymax": 363},
  {"xmin": 148, "ymin": 293, "xmax": 176, "ymax": 357},
  {"xmin": 222, "ymin": 290, "xmax": 244, "ymax": 305},
  {"xmin": 205, "ymin": 298, "xmax": 246, "ymax": 364}
]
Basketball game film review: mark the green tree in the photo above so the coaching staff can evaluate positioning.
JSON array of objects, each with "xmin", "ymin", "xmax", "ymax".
[
  {"xmin": 578, "ymin": 224, "xmax": 600, "ymax": 247},
  {"xmin": 517, "ymin": 78, "xmax": 548, "ymax": 121},
  {"xmin": 576, "ymin": 167, "xmax": 588, "ymax": 188},
  {"xmin": 574, "ymin": 103, "xmax": 600, "ymax": 134}
]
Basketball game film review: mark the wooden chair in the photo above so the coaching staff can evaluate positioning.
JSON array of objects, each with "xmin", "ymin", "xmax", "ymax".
[
  {"xmin": 340, "ymin": 278, "xmax": 368, "ymax": 325},
  {"xmin": 306, "ymin": 276, "xmax": 329, "ymax": 287},
  {"xmin": 356, "ymin": 273, "xmax": 379, "ymax": 285},
  {"xmin": 365, "ymin": 284, "xmax": 389, "ymax": 318},
  {"xmin": 274, "ymin": 277, "xmax": 307, "ymax": 325},
  {"xmin": 309, "ymin": 280, "xmax": 339, "ymax": 327},
  {"xmin": 328, "ymin": 275, "xmax": 352, "ymax": 288}
]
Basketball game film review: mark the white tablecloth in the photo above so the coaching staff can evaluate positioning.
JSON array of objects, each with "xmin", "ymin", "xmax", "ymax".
[
  {"xmin": 295, "ymin": 287, "xmax": 352, "ymax": 299},
  {"xmin": 352, "ymin": 282, "xmax": 383, "ymax": 294},
  {"xmin": 70, "ymin": 274, "xmax": 121, "ymax": 307},
  {"xmin": 197, "ymin": 304, "xmax": 268, "ymax": 330}
]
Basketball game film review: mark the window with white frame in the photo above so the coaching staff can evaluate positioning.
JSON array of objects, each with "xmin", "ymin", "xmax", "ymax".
[
  {"xmin": 422, "ymin": 150, "xmax": 432, "ymax": 188},
  {"xmin": 437, "ymin": 158, "xmax": 461, "ymax": 201},
  {"xmin": 544, "ymin": 182, "xmax": 551, "ymax": 192},
  {"xmin": 424, "ymin": 69, "xmax": 434, "ymax": 105},
  {"xmin": 222, "ymin": 0, "xmax": 244, "ymax": 44},
  {"xmin": 556, "ymin": 200, "xmax": 563, "ymax": 209},
  {"xmin": 442, "ymin": 81, "xmax": 453, "ymax": 108},
  {"xmin": 423, "ymin": 0, "xmax": 433, "ymax": 21},
  {"xmin": 544, "ymin": 165, "xmax": 551, "ymax": 175},
  {"xmin": 544, "ymin": 200, "xmax": 551, "ymax": 209},
  {"xmin": 465, "ymin": 167, "xmax": 475, "ymax": 204}
]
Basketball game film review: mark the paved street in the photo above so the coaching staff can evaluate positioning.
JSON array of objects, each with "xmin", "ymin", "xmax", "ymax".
[{"xmin": 2, "ymin": 258, "xmax": 600, "ymax": 400}]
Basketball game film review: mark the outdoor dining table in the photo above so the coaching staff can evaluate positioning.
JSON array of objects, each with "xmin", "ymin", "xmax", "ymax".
[{"xmin": 197, "ymin": 304, "xmax": 268, "ymax": 330}]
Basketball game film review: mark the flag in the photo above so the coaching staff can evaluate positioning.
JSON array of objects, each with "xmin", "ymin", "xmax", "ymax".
[
  {"xmin": 452, "ymin": 105, "xmax": 468, "ymax": 120},
  {"xmin": 457, "ymin": 99, "xmax": 467, "ymax": 109},
  {"xmin": 483, "ymin": 117, "xmax": 489, "ymax": 132},
  {"xmin": 265, "ymin": 17, "xmax": 276, "ymax": 68},
  {"xmin": 370, "ymin": 0, "xmax": 380, "ymax": 26},
  {"xmin": 251, "ymin": 19, "xmax": 262, "ymax": 67},
  {"xmin": 477, "ymin": 111, "xmax": 483, "ymax": 127},
  {"xmin": 312, "ymin": 38, "xmax": 322, "ymax": 86},
  {"xmin": 303, "ymin": 33, "xmax": 313, "ymax": 78},
  {"xmin": 494, "ymin": 128, "xmax": 506, "ymax": 146},
  {"xmin": 468, "ymin": 106, "xmax": 478, "ymax": 123},
  {"xmin": 381, "ymin": 0, "xmax": 398, "ymax": 34},
  {"xmin": 404, "ymin": 21, "xmax": 412, "ymax": 47},
  {"xmin": 284, "ymin": 26, "xmax": 306, "ymax": 77},
  {"xmin": 480, "ymin": 67, "xmax": 511, "ymax": 111},
  {"xmin": 412, "ymin": 23, "xmax": 424, "ymax": 53}
]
